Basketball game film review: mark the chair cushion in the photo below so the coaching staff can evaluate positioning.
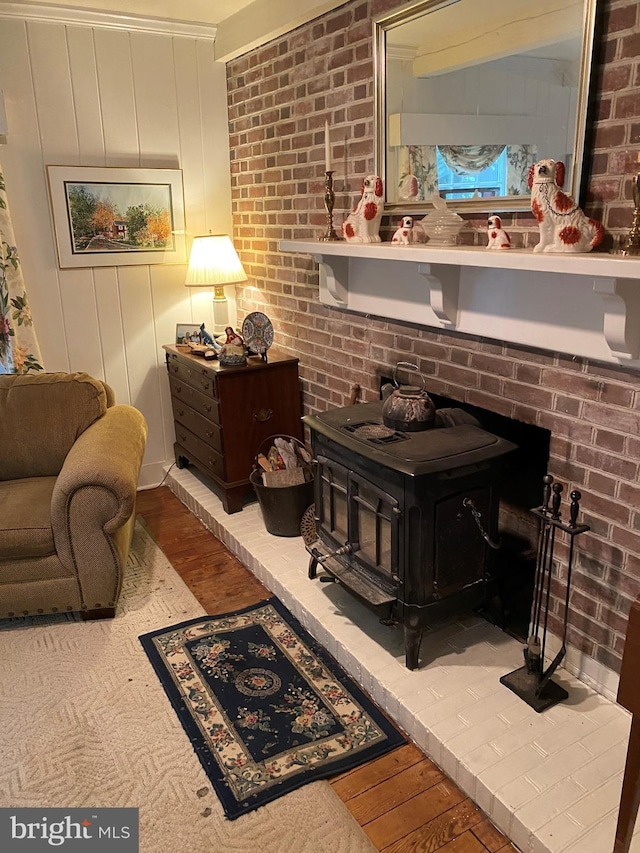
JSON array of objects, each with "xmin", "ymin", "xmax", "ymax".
[
  {"xmin": 0, "ymin": 477, "xmax": 56, "ymax": 559},
  {"xmin": 0, "ymin": 373, "xmax": 108, "ymax": 480}
]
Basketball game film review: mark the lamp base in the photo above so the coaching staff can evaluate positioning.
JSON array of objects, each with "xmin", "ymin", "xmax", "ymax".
[{"xmin": 212, "ymin": 297, "xmax": 230, "ymax": 336}]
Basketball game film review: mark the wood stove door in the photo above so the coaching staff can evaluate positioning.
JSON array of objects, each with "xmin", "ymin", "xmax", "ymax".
[
  {"xmin": 316, "ymin": 456, "xmax": 349, "ymax": 547},
  {"xmin": 316, "ymin": 455, "xmax": 400, "ymax": 595},
  {"xmin": 433, "ymin": 486, "xmax": 493, "ymax": 598},
  {"xmin": 350, "ymin": 471, "xmax": 400, "ymax": 585}
]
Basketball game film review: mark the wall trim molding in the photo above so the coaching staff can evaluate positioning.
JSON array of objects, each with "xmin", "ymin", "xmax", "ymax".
[
  {"xmin": 0, "ymin": 2, "xmax": 217, "ymax": 40},
  {"xmin": 386, "ymin": 45, "xmax": 417, "ymax": 62}
]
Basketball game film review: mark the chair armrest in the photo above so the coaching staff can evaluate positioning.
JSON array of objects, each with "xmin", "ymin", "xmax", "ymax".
[
  {"xmin": 50, "ymin": 404, "xmax": 147, "ymax": 611},
  {"xmin": 52, "ymin": 404, "xmax": 148, "ymax": 546}
]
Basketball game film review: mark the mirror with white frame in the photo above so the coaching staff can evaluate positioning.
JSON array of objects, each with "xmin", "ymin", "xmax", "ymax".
[{"xmin": 374, "ymin": 0, "xmax": 598, "ymax": 214}]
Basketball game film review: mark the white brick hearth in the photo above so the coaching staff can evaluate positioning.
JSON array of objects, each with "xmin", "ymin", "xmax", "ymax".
[{"xmin": 165, "ymin": 466, "xmax": 638, "ymax": 853}]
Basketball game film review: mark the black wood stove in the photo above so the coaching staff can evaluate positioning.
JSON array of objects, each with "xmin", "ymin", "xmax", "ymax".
[{"xmin": 303, "ymin": 401, "xmax": 517, "ymax": 669}]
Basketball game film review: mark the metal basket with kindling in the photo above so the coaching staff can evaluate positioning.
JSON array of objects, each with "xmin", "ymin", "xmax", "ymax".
[{"xmin": 250, "ymin": 435, "xmax": 315, "ymax": 537}]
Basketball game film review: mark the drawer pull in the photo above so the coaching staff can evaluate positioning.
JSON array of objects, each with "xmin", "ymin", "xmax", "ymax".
[
  {"xmin": 202, "ymin": 382, "xmax": 210, "ymax": 391},
  {"xmin": 179, "ymin": 434, "xmax": 187, "ymax": 442},
  {"xmin": 206, "ymin": 430, "xmax": 215, "ymax": 438},
  {"xmin": 254, "ymin": 408, "xmax": 274, "ymax": 422},
  {"xmin": 204, "ymin": 404, "xmax": 212, "ymax": 413},
  {"xmin": 172, "ymin": 365, "xmax": 179, "ymax": 373},
  {"xmin": 175, "ymin": 384, "xmax": 183, "ymax": 394},
  {"xmin": 177, "ymin": 408, "xmax": 185, "ymax": 417}
]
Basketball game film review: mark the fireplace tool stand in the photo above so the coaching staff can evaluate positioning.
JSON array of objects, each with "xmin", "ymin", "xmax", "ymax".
[{"xmin": 500, "ymin": 475, "xmax": 589, "ymax": 712}]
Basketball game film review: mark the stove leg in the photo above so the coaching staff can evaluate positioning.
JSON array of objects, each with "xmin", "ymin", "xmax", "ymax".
[{"xmin": 404, "ymin": 624, "xmax": 423, "ymax": 670}]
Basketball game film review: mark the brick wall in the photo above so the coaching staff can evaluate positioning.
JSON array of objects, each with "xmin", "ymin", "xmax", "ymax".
[{"xmin": 226, "ymin": 0, "xmax": 640, "ymax": 679}]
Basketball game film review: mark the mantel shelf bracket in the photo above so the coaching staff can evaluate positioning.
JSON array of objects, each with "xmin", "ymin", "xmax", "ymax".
[
  {"xmin": 593, "ymin": 276, "xmax": 640, "ymax": 361},
  {"xmin": 418, "ymin": 262, "xmax": 460, "ymax": 327},
  {"xmin": 313, "ymin": 254, "xmax": 461, "ymax": 326},
  {"xmin": 313, "ymin": 253, "xmax": 348, "ymax": 306}
]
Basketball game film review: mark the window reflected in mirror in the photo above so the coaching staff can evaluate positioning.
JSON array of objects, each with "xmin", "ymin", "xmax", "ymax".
[
  {"xmin": 375, "ymin": 0, "xmax": 598, "ymax": 214},
  {"xmin": 397, "ymin": 144, "xmax": 537, "ymax": 202}
]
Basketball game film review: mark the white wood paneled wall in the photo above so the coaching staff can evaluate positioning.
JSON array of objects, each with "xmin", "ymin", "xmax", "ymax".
[{"xmin": 0, "ymin": 15, "xmax": 233, "ymax": 487}]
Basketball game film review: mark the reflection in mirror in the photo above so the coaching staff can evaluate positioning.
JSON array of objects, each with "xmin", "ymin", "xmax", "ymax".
[{"xmin": 374, "ymin": 0, "xmax": 597, "ymax": 214}]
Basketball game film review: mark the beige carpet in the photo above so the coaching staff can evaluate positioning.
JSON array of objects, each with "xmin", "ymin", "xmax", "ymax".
[{"xmin": 0, "ymin": 521, "xmax": 376, "ymax": 853}]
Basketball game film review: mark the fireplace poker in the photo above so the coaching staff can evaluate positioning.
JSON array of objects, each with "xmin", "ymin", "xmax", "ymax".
[
  {"xmin": 527, "ymin": 475, "xmax": 554, "ymax": 673},
  {"xmin": 539, "ymin": 482, "xmax": 563, "ymax": 669}
]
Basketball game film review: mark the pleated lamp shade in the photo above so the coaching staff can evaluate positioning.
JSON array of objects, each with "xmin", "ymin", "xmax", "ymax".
[
  {"xmin": 184, "ymin": 234, "xmax": 247, "ymax": 287},
  {"xmin": 185, "ymin": 234, "xmax": 247, "ymax": 334}
]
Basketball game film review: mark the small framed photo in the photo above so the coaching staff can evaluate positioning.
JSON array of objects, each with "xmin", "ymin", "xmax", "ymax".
[
  {"xmin": 46, "ymin": 165, "xmax": 186, "ymax": 268},
  {"xmin": 176, "ymin": 323, "xmax": 200, "ymax": 346}
]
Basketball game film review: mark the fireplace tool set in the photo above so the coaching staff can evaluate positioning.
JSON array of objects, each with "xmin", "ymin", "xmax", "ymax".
[{"xmin": 501, "ymin": 475, "xmax": 590, "ymax": 712}]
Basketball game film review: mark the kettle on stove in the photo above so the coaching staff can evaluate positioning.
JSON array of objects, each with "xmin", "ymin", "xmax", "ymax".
[{"xmin": 381, "ymin": 362, "xmax": 436, "ymax": 432}]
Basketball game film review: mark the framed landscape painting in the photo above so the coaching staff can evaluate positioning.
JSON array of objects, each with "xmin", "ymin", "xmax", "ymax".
[{"xmin": 46, "ymin": 166, "xmax": 186, "ymax": 268}]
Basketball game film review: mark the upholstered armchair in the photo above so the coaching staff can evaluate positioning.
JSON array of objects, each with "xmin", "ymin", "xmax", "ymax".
[{"xmin": 0, "ymin": 372, "xmax": 148, "ymax": 619}]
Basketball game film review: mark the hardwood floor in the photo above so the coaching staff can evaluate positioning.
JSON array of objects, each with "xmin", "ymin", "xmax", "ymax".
[{"xmin": 136, "ymin": 485, "xmax": 519, "ymax": 853}]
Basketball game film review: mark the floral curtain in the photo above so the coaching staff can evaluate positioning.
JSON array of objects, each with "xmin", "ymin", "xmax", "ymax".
[
  {"xmin": 397, "ymin": 145, "xmax": 439, "ymax": 201},
  {"xmin": 506, "ymin": 144, "xmax": 538, "ymax": 196},
  {"xmin": 437, "ymin": 145, "xmax": 506, "ymax": 175},
  {"xmin": 0, "ymin": 165, "xmax": 43, "ymax": 374}
]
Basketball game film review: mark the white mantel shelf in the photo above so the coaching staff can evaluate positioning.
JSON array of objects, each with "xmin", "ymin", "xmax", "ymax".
[{"xmin": 279, "ymin": 239, "xmax": 640, "ymax": 368}]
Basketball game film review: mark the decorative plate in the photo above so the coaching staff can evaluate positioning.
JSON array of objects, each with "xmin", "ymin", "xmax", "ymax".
[{"xmin": 242, "ymin": 311, "xmax": 274, "ymax": 354}]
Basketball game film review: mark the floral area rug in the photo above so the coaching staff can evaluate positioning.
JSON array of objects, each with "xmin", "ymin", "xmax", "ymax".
[{"xmin": 140, "ymin": 597, "xmax": 406, "ymax": 820}]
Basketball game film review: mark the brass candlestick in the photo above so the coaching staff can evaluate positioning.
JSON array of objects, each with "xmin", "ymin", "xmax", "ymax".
[
  {"xmin": 622, "ymin": 169, "xmax": 640, "ymax": 255},
  {"xmin": 320, "ymin": 171, "xmax": 340, "ymax": 241}
]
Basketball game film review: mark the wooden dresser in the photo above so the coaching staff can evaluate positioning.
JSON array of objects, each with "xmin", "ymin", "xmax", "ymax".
[{"xmin": 163, "ymin": 345, "xmax": 303, "ymax": 513}]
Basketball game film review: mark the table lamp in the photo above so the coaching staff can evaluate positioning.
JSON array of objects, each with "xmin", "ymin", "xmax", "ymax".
[{"xmin": 185, "ymin": 234, "xmax": 247, "ymax": 334}]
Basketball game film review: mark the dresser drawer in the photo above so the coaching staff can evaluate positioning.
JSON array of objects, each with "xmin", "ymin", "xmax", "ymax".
[
  {"xmin": 172, "ymin": 400, "xmax": 222, "ymax": 454},
  {"xmin": 169, "ymin": 376, "xmax": 220, "ymax": 424},
  {"xmin": 174, "ymin": 426, "xmax": 224, "ymax": 480},
  {"xmin": 167, "ymin": 355, "xmax": 217, "ymax": 398}
]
